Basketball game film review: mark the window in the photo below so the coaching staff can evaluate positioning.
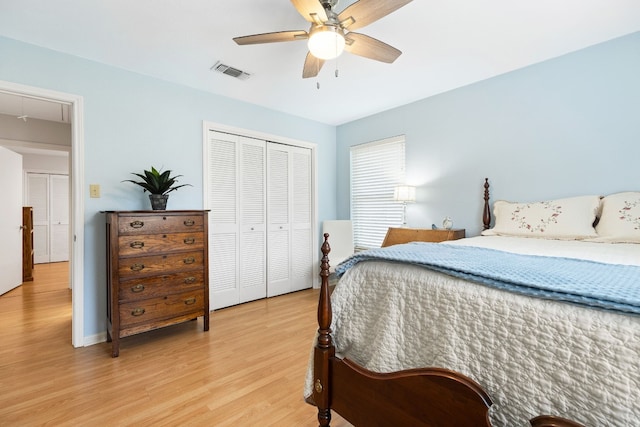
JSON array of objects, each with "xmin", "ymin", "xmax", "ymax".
[{"xmin": 350, "ymin": 135, "xmax": 406, "ymax": 250}]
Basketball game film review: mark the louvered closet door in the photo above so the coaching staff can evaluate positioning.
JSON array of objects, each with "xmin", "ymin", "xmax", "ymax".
[
  {"xmin": 290, "ymin": 145, "xmax": 313, "ymax": 292},
  {"xmin": 267, "ymin": 145, "xmax": 290, "ymax": 297},
  {"xmin": 238, "ymin": 139, "xmax": 267, "ymax": 303},
  {"xmin": 267, "ymin": 143, "xmax": 313, "ymax": 297},
  {"xmin": 209, "ymin": 131, "xmax": 266, "ymax": 309}
]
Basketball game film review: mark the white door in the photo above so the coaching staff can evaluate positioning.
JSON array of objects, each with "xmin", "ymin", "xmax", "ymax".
[
  {"xmin": 238, "ymin": 140, "xmax": 267, "ymax": 303},
  {"xmin": 209, "ymin": 132, "xmax": 240, "ymax": 309},
  {"xmin": 27, "ymin": 173, "xmax": 69, "ymax": 263},
  {"xmin": 28, "ymin": 173, "xmax": 49, "ymax": 264},
  {"xmin": 209, "ymin": 131, "xmax": 267, "ymax": 309},
  {"xmin": 0, "ymin": 146, "xmax": 23, "ymax": 295},
  {"xmin": 290, "ymin": 146, "xmax": 313, "ymax": 292},
  {"xmin": 50, "ymin": 175, "xmax": 69, "ymax": 262},
  {"xmin": 267, "ymin": 143, "xmax": 313, "ymax": 297},
  {"xmin": 267, "ymin": 144, "xmax": 291, "ymax": 297}
]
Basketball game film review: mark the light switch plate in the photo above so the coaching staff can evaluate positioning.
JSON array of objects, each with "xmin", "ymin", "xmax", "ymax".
[{"xmin": 90, "ymin": 184, "xmax": 100, "ymax": 198}]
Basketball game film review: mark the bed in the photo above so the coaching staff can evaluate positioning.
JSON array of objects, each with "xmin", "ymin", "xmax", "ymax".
[{"xmin": 305, "ymin": 179, "xmax": 640, "ymax": 426}]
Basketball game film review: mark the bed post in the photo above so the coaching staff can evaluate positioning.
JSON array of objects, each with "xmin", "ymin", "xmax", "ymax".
[
  {"xmin": 314, "ymin": 233, "xmax": 335, "ymax": 427},
  {"xmin": 483, "ymin": 178, "xmax": 491, "ymax": 230}
]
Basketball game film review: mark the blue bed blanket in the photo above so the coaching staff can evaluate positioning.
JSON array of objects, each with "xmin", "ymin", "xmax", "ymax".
[{"xmin": 334, "ymin": 242, "xmax": 640, "ymax": 315}]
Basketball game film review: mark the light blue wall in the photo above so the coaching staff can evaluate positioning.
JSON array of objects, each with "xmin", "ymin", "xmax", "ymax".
[
  {"xmin": 336, "ymin": 31, "xmax": 640, "ymax": 237},
  {"xmin": 3, "ymin": 31, "xmax": 640, "ymax": 340},
  {"xmin": 0, "ymin": 36, "xmax": 337, "ymax": 338}
]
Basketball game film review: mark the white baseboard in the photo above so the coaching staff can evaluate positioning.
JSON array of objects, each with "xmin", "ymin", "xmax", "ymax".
[{"xmin": 83, "ymin": 331, "xmax": 107, "ymax": 347}]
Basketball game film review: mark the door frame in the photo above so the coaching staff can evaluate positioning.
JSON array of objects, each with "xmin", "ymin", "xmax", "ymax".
[{"xmin": 0, "ymin": 80, "xmax": 85, "ymax": 347}]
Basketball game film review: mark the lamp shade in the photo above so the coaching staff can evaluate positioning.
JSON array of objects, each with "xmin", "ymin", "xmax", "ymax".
[
  {"xmin": 308, "ymin": 25, "xmax": 345, "ymax": 60},
  {"xmin": 393, "ymin": 185, "xmax": 416, "ymax": 203}
]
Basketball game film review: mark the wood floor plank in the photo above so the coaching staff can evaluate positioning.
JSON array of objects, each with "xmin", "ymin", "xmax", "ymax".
[{"xmin": 0, "ymin": 262, "xmax": 352, "ymax": 426}]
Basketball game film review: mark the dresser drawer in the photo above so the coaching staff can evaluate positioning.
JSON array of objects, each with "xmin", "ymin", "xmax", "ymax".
[
  {"xmin": 119, "ymin": 271, "xmax": 205, "ymax": 302},
  {"xmin": 117, "ymin": 250, "xmax": 204, "ymax": 279},
  {"xmin": 117, "ymin": 214, "xmax": 204, "ymax": 235},
  {"xmin": 119, "ymin": 290, "xmax": 205, "ymax": 328},
  {"xmin": 118, "ymin": 232, "xmax": 204, "ymax": 257}
]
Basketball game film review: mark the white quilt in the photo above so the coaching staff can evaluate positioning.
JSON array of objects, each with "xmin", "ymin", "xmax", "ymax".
[{"xmin": 304, "ymin": 237, "xmax": 640, "ymax": 426}]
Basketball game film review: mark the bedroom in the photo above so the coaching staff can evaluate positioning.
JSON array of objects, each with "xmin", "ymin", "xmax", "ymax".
[{"xmin": 1, "ymin": 1, "xmax": 639, "ymax": 425}]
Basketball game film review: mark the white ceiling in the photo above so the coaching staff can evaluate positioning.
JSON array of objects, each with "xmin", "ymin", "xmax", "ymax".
[{"xmin": 0, "ymin": 1, "xmax": 639, "ymax": 125}]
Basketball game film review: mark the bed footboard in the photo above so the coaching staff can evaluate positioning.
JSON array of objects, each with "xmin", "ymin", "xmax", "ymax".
[{"xmin": 313, "ymin": 233, "xmax": 492, "ymax": 426}]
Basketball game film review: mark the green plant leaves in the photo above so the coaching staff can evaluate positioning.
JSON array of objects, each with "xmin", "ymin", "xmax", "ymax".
[{"xmin": 123, "ymin": 166, "xmax": 192, "ymax": 195}]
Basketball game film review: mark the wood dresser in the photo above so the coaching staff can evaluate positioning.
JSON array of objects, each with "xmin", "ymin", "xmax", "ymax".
[
  {"xmin": 381, "ymin": 227, "xmax": 465, "ymax": 247},
  {"xmin": 105, "ymin": 210, "xmax": 209, "ymax": 357}
]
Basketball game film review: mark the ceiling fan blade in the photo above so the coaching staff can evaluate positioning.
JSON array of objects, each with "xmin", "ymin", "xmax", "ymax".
[
  {"xmin": 344, "ymin": 32, "xmax": 402, "ymax": 63},
  {"xmin": 338, "ymin": 0, "xmax": 413, "ymax": 31},
  {"xmin": 291, "ymin": 0, "xmax": 327, "ymax": 24},
  {"xmin": 233, "ymin": 30, "xmax": 308, "ymax": 45},
  {"xmin": 302, "ymin": 52, "xmax": 325, "ymax": 78}
]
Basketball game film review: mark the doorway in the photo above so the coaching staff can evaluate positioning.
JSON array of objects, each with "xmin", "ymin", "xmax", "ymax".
[{"xmin": 0, "ymin": 80, "xmax": 84, "ymax": 347}]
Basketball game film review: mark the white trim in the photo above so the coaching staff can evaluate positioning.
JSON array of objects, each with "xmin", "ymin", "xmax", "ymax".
[
  {"xmin": 202, "ymin": 120, "xmax": 319, "ymax": 288},
  {"xmin": 83, "ymin": 331, "xmax": 107, "ymax": 347},
  {"xmin": 0, "ymin": 138, "xmax": 70, "ymax": 155},
  {"xmin": 0, "ymin": 80, "xmax": 85, "ymax": 348},
  {"xmin": 350, "ymin": 134, "xmax": 406, "ymax": 150}
]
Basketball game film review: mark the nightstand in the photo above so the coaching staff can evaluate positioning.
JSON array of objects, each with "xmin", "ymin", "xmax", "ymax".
[{"xmin": 381, "ymin": 227, "xmax": 465, "ymax": 247}]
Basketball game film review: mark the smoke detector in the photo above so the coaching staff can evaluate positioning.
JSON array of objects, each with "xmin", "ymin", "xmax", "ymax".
[{"xmin": 210, "ymin": 61, "xmax": 251, "ymax": 80}]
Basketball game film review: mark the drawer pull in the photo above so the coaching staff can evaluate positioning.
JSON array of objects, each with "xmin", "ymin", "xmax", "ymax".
[
  {"xmin": 130, "ymin": 263, "xmax": 145, "ymax": 271},
  {"xmin": 183, "ymin": 257, "xmax": 195, "ymax": 264},
  {"xmin": 131, "ymin": 308, "xmax": 145, "ymax": 316},
  {"xmin": 184, "ymin": 276, "xmax": 196, "ymax": 284},
  {"xmin": 130, "ymin": 220, "xmax": 144, "ymax": 229},
  {"xmin": 183, "ymin": 237, "xmax": 195, "ymax": 245},
  {"xmin": 184, "ymin": 219, "xmax": 195, "ymax": 227},
  {"xmin": 131, "ymin": 284, "xmax": 145, "ymax": 293},
  {"xmin": 184, "ymin": 297, "xmax": 196, "ymax": 305},
  {"xmin": 130, "ymin": 241, "xmax": 145, "ymax": 249}
]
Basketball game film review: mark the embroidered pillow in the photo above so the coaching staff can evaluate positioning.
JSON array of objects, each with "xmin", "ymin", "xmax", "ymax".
[
  {"xmin": 592, "ymin": 192, "xmax": 640, "ymax": 243},
  {"xmin": 481, "ymin": 195, "xmax": 600, "ymax": 239}
]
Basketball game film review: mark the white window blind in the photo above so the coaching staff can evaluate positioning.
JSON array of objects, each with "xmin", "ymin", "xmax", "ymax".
[{"xmin": 350, "ymin": 136, "xmax": 406, "ymax": 250}]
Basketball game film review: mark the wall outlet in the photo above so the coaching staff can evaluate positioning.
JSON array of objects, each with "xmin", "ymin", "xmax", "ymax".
[{"xmin": 90, "ymin": 184, "xmax": 100, "ymax": 198}]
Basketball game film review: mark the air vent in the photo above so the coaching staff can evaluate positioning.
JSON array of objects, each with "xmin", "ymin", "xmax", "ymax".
[{"xmin": 210, "ymin": 61, "xmax": 251, "ymax": 80}]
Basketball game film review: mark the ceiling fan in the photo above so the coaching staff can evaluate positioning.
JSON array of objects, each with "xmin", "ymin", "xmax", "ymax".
[{"xmin": 233, "ymin": 0, "xmax": 413, "ymax": 79}]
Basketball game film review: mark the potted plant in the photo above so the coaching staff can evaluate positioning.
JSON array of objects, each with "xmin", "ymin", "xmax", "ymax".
[{"xmin": 123, "ymin": 166, "xmax": 191, "ymax": 210}]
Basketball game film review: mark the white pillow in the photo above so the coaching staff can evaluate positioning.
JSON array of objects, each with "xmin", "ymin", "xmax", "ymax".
[
  {"xmin": 481, "ymin": 195, "xmax": 600, "ymax": 240},
  {"xmin": 592, "ymin": 192, "xmax": 640, "ymax": 243}
]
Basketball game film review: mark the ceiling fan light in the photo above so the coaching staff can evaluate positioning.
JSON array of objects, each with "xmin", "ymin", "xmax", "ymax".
[{"xmin": 308, "ymin": 26, "xmax": 345, "ymax": 60}]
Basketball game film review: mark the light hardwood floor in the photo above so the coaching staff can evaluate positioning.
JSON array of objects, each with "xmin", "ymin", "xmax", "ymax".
[{"xmin": 0, "ymin": 262, "xmax": 349, "ymax": 426}]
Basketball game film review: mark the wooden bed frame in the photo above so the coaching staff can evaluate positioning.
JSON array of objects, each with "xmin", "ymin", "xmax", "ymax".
[{"xmin": 310, "ymin": 179, "xmax": 585, "ymax": 427}]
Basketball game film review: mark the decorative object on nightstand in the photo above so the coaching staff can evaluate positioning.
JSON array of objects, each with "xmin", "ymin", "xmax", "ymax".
[
  {"xmin": 442, "ymin": 217, "xmax": 453, "ymax": 230},
  {"xmin": 393, "ymin": 185, "xmax": 416, "ymax": 227},
  {"xmin": 382, "ymin": 227, "xmax": 465, "ymax": 247}
]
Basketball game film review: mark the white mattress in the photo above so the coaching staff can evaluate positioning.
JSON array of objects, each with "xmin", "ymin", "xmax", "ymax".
[{"xmin": 304, "ymin": 236, "xmax": 640, "ymax": 426}]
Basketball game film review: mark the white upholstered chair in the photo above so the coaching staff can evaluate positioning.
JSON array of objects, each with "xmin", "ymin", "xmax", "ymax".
[{"xmin": 322, "ymin": 220, "xmax": 354, "ymax": 273}]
